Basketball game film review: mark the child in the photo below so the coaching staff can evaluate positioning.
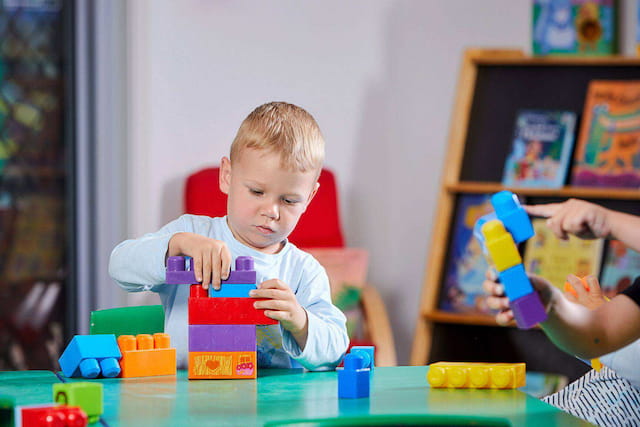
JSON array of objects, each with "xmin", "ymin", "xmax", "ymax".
[
  {"xmin": 483, "ymin": 198, "xmax": 640, "ymax": 426},
  {"xmin": 109, "ymin": 102, "xmax": 349, "ymax": 371}
]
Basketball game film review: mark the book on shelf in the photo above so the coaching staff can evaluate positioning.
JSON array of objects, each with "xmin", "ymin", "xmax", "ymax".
[
  {"xmin": 523, "ymin": 218, "xmax": 605, "ymax": 290},
  {"xmin": 438, "ymin": 194, "xmax": 494, "ymax": 315},
  {"xmin": 532, "ymin": 0, "xmax": 617, "ymax": 56},
  {"xmin": 571, "ymin": 80, "xmax": 640, "ymax": 188},
  {"xmin": 599, "ymin": 239, "xmax": 640, "ymax": 298},
  {"xmin": 501, "ymin": 110, "xmax": 577, "ymax": 188}
]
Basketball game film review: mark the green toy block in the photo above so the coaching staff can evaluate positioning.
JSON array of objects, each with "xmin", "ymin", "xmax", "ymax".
[
  {"xmin": 90, "ymin": 305, "xmax": 164, "ymax": 336},
  {"xmin": 53, "ymin": 382, "xmax": 103, "ymax": 424},
  {"xmin": 0, "ymin": 395, "xmax": 15, "ymax": 427}
]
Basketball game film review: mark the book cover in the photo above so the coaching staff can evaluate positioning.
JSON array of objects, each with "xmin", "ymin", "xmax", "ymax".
[
  {"xmin": 523, "ymin": 218, "xmax": 604, "ymax": 290},
  {"xmin": 502, "ymin": 110, "xmax": 577, "ymax": 188},
  {"xmin": 571, "ymin": 80, "xmax": 640, "ymax": 188},
  {"xmin": 438, "ymin": 194, "xmax": 494, "ymax": 315},
  {"xmin": 599, "ymin": 240, "xmax": 640, "ymax": 298},
  {"xmin": 532, "ymin": 0, "xmax": 617, "ymax": 56}
]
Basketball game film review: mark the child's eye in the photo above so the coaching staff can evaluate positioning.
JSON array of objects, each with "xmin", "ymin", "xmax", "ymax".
[
  {"xmin": 283, "ymin": 198, "xmax": 300, "ymax": 205},
  {"xmin": 250, "ymin": 189, "xmax": 263, "ymax": 196}
]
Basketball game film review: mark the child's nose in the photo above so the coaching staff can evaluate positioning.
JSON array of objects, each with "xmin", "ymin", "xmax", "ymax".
[{"xmin": 260, "ymin": 201, "xmax": 279, "ymax": 220}]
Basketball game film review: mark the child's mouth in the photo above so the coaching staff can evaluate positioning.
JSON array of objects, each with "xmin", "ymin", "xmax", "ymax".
[{"xmin": 256, "ymin": 225, "xmax": 274, "ymax": 234}]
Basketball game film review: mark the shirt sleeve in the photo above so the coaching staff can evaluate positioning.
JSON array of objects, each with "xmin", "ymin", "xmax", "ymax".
[
  {"xmin": 621, "ymin": 276, "xmax": 640, "ymax": 308},
  {"xmin": 280, "ymin": 256, "xmax": 349, "ymax": 371},
  {"xmin": 108, "ymin": 215, "xmax": 196, "ymax": 292}
]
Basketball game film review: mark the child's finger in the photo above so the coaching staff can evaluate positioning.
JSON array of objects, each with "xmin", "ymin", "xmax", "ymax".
[
  {"xmin": 486, "ymin": 295, "xmax": 509, "ymax": 311},
  {"xmin": 201, "ymin": 254, "xmax": 212, "ymax": 290},
  {"xmin": 584, "ymin": 275, "xmax": 600, "ymax": 294},
  {"xmin": 220, "ymin": 246, "xmax": 232, "ymax": 281},
  {"xmin": 496, "ymin": 310, "xmax": 514, "ymax": 326},
  {"xmin": 192, "ymin": 255, "xmax": 205, "ymax": 288},
  {"xmin": 569, "ymin": 275, "xmax": 589, "ymax": 301},
  {"xmin": 523, "ymin": 203, "xmax": 557, "ymax": 218},
  {"xmin": 250, "ymin": 288, "xmax": 288, "ymax": 301},
  {"xmin": 482, "ymin": 279, "xmax": 504, "ymax": 297},
  {"xmin": 210, "ymin": 253, "xmax": 221, "ymax": 291},
  {"xmin": 564, "ymin": 291, "xmax": 578, "ymax": 303},
  {"xmin": 257, "ymin": 279, "xmax": 288, "ymax": 290}
]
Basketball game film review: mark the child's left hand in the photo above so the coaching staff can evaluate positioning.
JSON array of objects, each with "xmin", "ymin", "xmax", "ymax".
[
  {"xmin": 564, "ymin": 274, "xmax": 606, "ymax": 310},
  {"xmin": 250, "ymin": 279, "xmax": 308, "ymax": 347}
]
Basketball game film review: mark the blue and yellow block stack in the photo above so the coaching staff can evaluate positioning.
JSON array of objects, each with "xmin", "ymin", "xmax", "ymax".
[{"xmin": 474, "ymin": 191, "xmax": 547, "ymax": 329}]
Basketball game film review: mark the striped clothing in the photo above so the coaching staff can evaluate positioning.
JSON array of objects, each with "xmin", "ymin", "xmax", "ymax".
[{"xmin": 543, "ymin": 366, "xmax": 640, "ymax": 426}]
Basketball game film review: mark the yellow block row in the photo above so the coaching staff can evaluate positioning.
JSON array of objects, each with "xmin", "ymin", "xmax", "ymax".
[{"xmin": 427, "ymin": 362, "xmax": 526, "ymax": 389}]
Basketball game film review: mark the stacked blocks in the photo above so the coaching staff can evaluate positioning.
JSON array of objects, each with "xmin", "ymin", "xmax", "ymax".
[
  {"xmin": 427, "ymin": 362, "xmax": 526, "ymax": 389},
  {"xmin": 58, "ymin": 335, "xmax": 121, "ymax": 379},
  {"xmin": 167, "ymin": 255, "xmax": 276, "ymax": 379},
  {"xmin": 53, "ymin": 383, "xmax": 103, "ymax": 424},
  {"xmin": 337, "ymin": 347, "xmax": 374, "ymax": 399},
  {"xmin": 474, "ymin": 191, "xmax": 547, "ymax": 329},
  {"xmin": 117, "ymin": 333, "xmax": 177, "ymax": 378}
]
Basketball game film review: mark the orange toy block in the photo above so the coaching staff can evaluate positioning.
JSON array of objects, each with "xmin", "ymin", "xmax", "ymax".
[
  {"xmin": 188, "ymin": 351, "xmax": 257, "ymax": 379},
  {"xmin": 117, "ymin": 333, "xmax": 177, "ymax": 378}
]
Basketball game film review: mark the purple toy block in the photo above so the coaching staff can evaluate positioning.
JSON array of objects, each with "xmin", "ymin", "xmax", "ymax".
[
  {"xmin": 188, "ymin": 324, "xmax": 257, "ymax": 352},
  {"xmin": 166, "ymin": 256, "xmax": 256, "ymax": 285},
  {"xmin": 511, "ymin": 292, "xmax": 548, "ymax": 329}
]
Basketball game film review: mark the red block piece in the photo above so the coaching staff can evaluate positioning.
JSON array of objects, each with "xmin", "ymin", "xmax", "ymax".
[
  {"xmin": 21, "ymin": 405, "xmax": 87, "ymax": 427},
  {"xmin": 188, "ymin": 297, "xmax": 277, "ymax": 325}
]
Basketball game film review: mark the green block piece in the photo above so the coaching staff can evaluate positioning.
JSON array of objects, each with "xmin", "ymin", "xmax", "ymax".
[
  {"xmin": 90, "ymin": 305, "xmax": 164, "ymax": 336},
  {"xmin": 53, "ymin": 382, "xmax": 103, "ymax": 424},
  {"xmin": 0, "ymin": 395, "xmax": 15, "ymax": 427}
]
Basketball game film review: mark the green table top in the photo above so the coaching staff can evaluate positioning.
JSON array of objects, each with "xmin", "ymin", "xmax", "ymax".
[{"xmin": 0, "ymin": 366, "xmax": 591, "ymax": 426}]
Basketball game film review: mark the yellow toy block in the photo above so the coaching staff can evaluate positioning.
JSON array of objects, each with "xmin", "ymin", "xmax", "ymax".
[
  {"xmin": 481, "ymin": 220, "xmax": 522, "ymax": 272},
  {"xmin": 188, "ymin": 351, "xmax": 256, "ymax": 379},
  {"xmin": 427, "ymin": 362, "xmax": 526, "ymax": 389}
]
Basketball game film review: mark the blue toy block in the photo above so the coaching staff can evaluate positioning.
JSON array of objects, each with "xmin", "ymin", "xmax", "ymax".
[
  {"xmin": 350, "ymin": 346, "xmax": 375, "ymax": 371},
  {"xmin": 58, "ymin": 334, "xmax": 122, "ymax": 379},
  {"xmin": 498, "ymin": 264, "xmax": 535, "ymax": 301},
  {"xmin": 209, "ymin": 283, "xmax": 256, "ymax": 298},
  {"xmin": 491, "ymin": 191, "xmax": 534, "ymax": 244},
  {"xmin": 338, "ymin": 353, "xmax": 370, "ymax": 399}
]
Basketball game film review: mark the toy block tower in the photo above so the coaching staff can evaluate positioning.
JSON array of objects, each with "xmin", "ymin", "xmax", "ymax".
[
  {"xmin": 166, "ymin": 255, "xmax": 277, "ymax": 379},
  {"xmin": 474, "ymin": 191, "xmax": 547, "ymax": 329}
]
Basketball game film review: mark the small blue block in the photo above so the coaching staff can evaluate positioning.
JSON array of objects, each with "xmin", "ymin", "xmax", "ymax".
[
  {"xmin": 498, "ymin": 264, "xmax": 534, "ymax": 301},
  {"xmin": 350, "ymin": 346, "xmax": 375, "ymax": 370},
  {"xmin": 58, "ymin": 335, "xmax": 122, "ymax": 379},
  {"xmin": 491, "ymin": 191, "xmax": 534, "ymax": 243},
  {"xmin": 338, "ymin": 354, "xmax": 371, "ymax": 399},
  {"xmin": 208, "ymin": 283, "xmax": 257, "ymax": 298}
]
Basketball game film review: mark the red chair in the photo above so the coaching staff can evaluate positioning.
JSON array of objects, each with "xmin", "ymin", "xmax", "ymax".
[{"xmin": 184, "ymin": 166, "xmax": 397, "ymax": 366}]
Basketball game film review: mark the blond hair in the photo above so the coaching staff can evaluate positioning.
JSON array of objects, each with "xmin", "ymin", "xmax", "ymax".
[{"xmin": 230, "ymin": 102, "xmax": 325, "ymax": 173}]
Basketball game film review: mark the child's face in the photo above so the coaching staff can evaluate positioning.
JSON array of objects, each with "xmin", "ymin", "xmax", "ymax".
[{"xmin": 219, "ymin": 148, "xmax": 319, "ymax": 254}]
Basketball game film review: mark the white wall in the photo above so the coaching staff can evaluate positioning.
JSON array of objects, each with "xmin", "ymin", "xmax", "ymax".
[{"xmin": 120, "ymin": 0, "xmax": 635, "ymax": 364}]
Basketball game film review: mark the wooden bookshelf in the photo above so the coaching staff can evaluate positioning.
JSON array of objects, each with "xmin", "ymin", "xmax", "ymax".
[{"xmin": 410, "ymin": 49, "xmax": 640, "ymax": 377}]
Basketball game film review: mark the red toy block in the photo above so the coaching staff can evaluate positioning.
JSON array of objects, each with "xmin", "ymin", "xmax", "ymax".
[
  {"xmin": 20, "ymin": 405, "xmax": 87, "ymax": 427},
  {"xmin": 188, "ymin": 296, "xmax": 277, "ymax": 325}
]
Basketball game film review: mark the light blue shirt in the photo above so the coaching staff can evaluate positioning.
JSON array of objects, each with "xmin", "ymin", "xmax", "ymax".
[{"xmin": 109, "ymin": 215, "xmax": 349, "ymax": 371}]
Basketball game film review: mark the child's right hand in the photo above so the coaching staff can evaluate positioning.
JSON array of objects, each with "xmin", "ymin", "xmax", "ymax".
[
  {"xmin": 483, "ymin": 269, "xmax": 557, "ymax": 325},
  {"xmin": 168, "ymin": 232, "xmax": 232, "ymax": 290},
  {"xmin": 524, "ymin": 199, "xmax": 611, "ymax": 241}
]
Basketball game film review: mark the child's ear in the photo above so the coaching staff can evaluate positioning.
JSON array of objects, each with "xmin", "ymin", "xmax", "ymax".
[
  {"xmin": 303, "ymin": 182, "xmax": 320, "ymax": 210},
  {"xmin": 219, "ymin": 157, "xmax": 232, "ymax": 195}
]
